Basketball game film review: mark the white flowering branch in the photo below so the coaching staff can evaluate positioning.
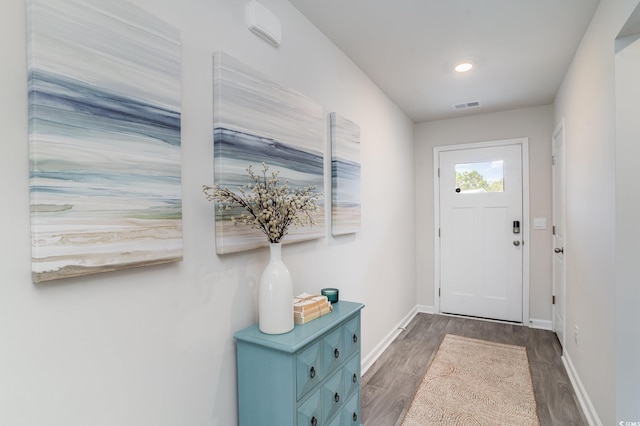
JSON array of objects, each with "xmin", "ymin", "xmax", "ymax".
[{"xmin": 203, "ymin": 163, "xmax": 321, "ymax": 243}]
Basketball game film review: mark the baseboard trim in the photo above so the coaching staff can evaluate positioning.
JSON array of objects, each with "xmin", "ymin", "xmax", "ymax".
[
  {"xmin": 361, "ymin": 306, "xmax": 418, "ymax": 375},
  {"xmin": 416, "ymin": 305, "xmax": 435, "ymax": 314},
  {"xmin": 562, "ymin": 351, "xmax": 602, "ymax": 426},
  {"xmin": 528, "ymin": 318, "xmax": 553, "ymax": 330}
]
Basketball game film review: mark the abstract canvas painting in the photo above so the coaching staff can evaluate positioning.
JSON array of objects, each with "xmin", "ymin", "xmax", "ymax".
[
  {"xmin": 330, "ymin": 113, "xmax": 361, "ymax": 235},
  {"xmin": 28, "ymin": 0, "xmax": 182, "ymax": 283},
  {"xmin": 213, "ymin": 52, "xmax": 325, "ymax": 254}
]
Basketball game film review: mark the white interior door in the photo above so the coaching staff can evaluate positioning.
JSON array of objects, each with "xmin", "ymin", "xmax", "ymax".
[
  {"xmin": 552, "ymin": 123, "xmax": 566, "ymax": 347},
  {"xmin": 439, "ymin": 144, "xmax": 523, "ymax": 322}
]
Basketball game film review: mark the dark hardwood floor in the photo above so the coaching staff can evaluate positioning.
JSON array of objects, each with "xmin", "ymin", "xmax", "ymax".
[{"xmin": 360, "ymin": 313, "xmax": 588, "ymax": 425}]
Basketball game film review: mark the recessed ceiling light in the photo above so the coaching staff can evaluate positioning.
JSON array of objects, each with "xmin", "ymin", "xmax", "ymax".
[{"xmin": 454, "ymin": 62, "xmax": 473, "ymax": 73}]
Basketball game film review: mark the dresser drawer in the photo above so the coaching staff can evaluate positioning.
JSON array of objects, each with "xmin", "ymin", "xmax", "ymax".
[
  {"xmin": 322, "ymin": 326, "xmax": 344, "ymax": 375},
  {"xmin": 296, "ymin": 341, "xmax": 323, "ymax": 400},
  {"xmin": 343, "ymin": 355, "xmax": 360, "ymax": 399},
  {"xmin": 342, "ymin": 316, "xmax": 361, "ymax": 360},
  {"xmin": 343, "ymin": 391, "xmax": 361, "ymax": 426},
  {"xmin": 297, "ymin": 388, "xmax": 322, "ymax": 426},
  {"xmin": 322, "ymin": 368, "xmax": 344, "ymax": 420},
  {"xmin": 326, "ymin": 391, "xmax": 360, "ymax": 426}
]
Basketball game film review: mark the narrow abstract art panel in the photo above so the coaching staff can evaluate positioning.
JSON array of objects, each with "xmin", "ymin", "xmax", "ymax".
[
  {"xmin": 213, "ymin": 52, "xmax": 325, "ymax": 254},
  {"xmin": 330, "ymin": 113, "xmax": 361, "ymax": 235},
  {"xmin": 28, "ymin": 0, "xmax": 182, "ymax": 283}
]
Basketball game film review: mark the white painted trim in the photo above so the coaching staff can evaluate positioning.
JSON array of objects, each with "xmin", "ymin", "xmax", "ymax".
[
  {"xmin": 552, "ymin": 118, "xmax": 567, "ymax": 348},
  {"xmin": 361, "ymin": 307, "xmax": 418, "ymax": 375},
  {"xmin": 433, "ymin": 138, "xmax": 531, "ymax": 325},
  {"xmin": 528, "ymin": 318, "xmax": 553, "ymax": 330},
  {"xmin": 521, "ymin": 140, "xmax": 531, "ymax": 326},
  {"xmin": 416, "ymin": 305, "xmax": 435, "ymax": 314},
  {"xmin": 562, "ymin": 352, "xmax": 602, "ymax": 426},
  {"xmin": 433, "ymin": 149, "xmax": 441, "ymax": 314}
]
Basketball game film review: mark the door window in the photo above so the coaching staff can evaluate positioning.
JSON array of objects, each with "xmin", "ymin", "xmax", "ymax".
[{"xmin": 455, "ymin": 160, "xmax": 504, "ymax": 193}]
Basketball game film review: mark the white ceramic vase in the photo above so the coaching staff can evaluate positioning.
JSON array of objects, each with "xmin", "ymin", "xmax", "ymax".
[{"xmin": 258, "ymin": 243, "xmax": 294, "ymax": 334}]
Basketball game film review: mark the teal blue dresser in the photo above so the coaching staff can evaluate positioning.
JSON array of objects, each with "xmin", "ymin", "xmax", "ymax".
[{"xmin": 234, "ymin": 301, "xmax": 365, "ymax": 426}]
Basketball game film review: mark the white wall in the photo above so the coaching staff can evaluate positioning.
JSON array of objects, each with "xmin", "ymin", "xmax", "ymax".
[
  {"xmin": 554, "ymin": 0, "xmax": 640, "ymax": 423},
  {"xmin": 616, "ymin": 33, "xmax": 640, "ymax": 424},
  {"xmin": 414, "ymin": 105, "xmax": 554, "ymax": 323},
  {"xmin": 0, "ymin": 0, "xmax": 416, "ymax": 424},
  {"xmin": 615, "ymin": 15, "xmax": 640, "ymax": 426}
]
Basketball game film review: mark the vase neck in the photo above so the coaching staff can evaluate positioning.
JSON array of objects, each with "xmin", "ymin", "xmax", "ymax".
[{"xmin": 269, "ymin": 243, "xmax": 282, "ymax": 261}]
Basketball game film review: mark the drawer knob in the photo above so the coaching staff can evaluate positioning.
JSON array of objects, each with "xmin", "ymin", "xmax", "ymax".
[
  {"xmin": 353, "ymin": 412, "xmax": 358, "ymax": 422},
  {"xmin": 311, "ymin": 416, "xmax": 317, "ymax": 426},
  {"xmin": 334, "ymin": 392, "xmax": 340, "ymax": 403},
  {"xmin": 353, "ymin": 333, "xmax": 358, "ymax": 343},
  {"xmin": 334, "ymin": 348, "xmax": 340, "ymax": 359},
  {"xmin": 309, "ymin": 366, "xmax": 316, "ymax": 379},
  {"xmin": 352, "ymin": 373, "xmax": 357, "ymax": 383}
]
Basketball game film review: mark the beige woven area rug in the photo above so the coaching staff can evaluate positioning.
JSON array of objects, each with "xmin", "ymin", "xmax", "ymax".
[{"xmin": 402, "ymin": 334, "xmax": 540, "ymax": 426}]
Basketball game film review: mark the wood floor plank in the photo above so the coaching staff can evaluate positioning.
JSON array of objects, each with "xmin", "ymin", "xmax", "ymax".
[
  {"xmin": 361, "ymin": 313, "xmax": 588, "ymax": 425},
  {"xmin": 361, "ymin": 371, "xmax": 420, "ymax": 426}
]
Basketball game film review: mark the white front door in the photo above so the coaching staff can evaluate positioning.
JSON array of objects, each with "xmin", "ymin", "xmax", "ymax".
[
  {"xmin": 439, "ymin": 143, "xmax": 524, "ymax": 322},
  {"xmin": 552, "ymin": 122, "xmax": 566, "ymax": 347}
]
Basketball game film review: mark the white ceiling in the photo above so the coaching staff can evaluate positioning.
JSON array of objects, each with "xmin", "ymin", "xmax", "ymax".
[{"xmin": 287, "ymin": 0, "xmax": 601, "ymax": 123}]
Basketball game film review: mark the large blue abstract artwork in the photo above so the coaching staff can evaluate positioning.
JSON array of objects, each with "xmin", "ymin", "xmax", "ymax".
[
  {"xmin": 330, "ymin": 113, "xmax": 361, "ymax": 235},
  {"xmin": 213, "ymin": 52, "xmax": 325, "ymax": 254},
  {"xmin": 27, "ymin": 0, "xmax": 182, "ymax": 283}
]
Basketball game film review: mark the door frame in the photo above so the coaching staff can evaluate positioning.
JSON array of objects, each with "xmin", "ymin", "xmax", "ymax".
[
  {"xmin": 433, "ymin": 138, "xmax": 531, "ymax": 324},
  {"xmin": 552, "ymin": 119, "xmax": 566, "ymax": 347}
]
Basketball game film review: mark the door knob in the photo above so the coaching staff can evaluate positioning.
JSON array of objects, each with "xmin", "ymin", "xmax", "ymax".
[
  {"xmin": 513, "ymin": 240, "xmax": 521, "ymax": 246},
  {"xmin": 554, "ymin": 247, "xmax": 564, "ymax": 254}
]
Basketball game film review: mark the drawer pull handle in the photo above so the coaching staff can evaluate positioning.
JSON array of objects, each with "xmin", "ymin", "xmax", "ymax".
[
  {"xmin": 309, "ymin": 366, "xmax": 316, "ymax": 379},
  {"xmin": 353, "ymin": 333, "xmax": 358, "ymax": 343},
  {"xmin": 353, "ymin": 412, "xmax": 358, "ymax": 422},
  {"xmin": 311, "ymin": 416, "xmax": 317, "ymax": 426},
  {"xmin": 352, "ymin": 373, "xmax": 358, "ymax": 383},
  {"xmin": 334, "ymin": 348, "xmax": 340, "ymax": 359},
  {"xmin": 334, "ymin": 392, "xmax": 340, "ymax": 403}
]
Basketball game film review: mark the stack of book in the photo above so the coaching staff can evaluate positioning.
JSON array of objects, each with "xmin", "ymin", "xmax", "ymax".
[{"xmin": 293, "ymin": 293, "xmax": 333, "ymax": 324}]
